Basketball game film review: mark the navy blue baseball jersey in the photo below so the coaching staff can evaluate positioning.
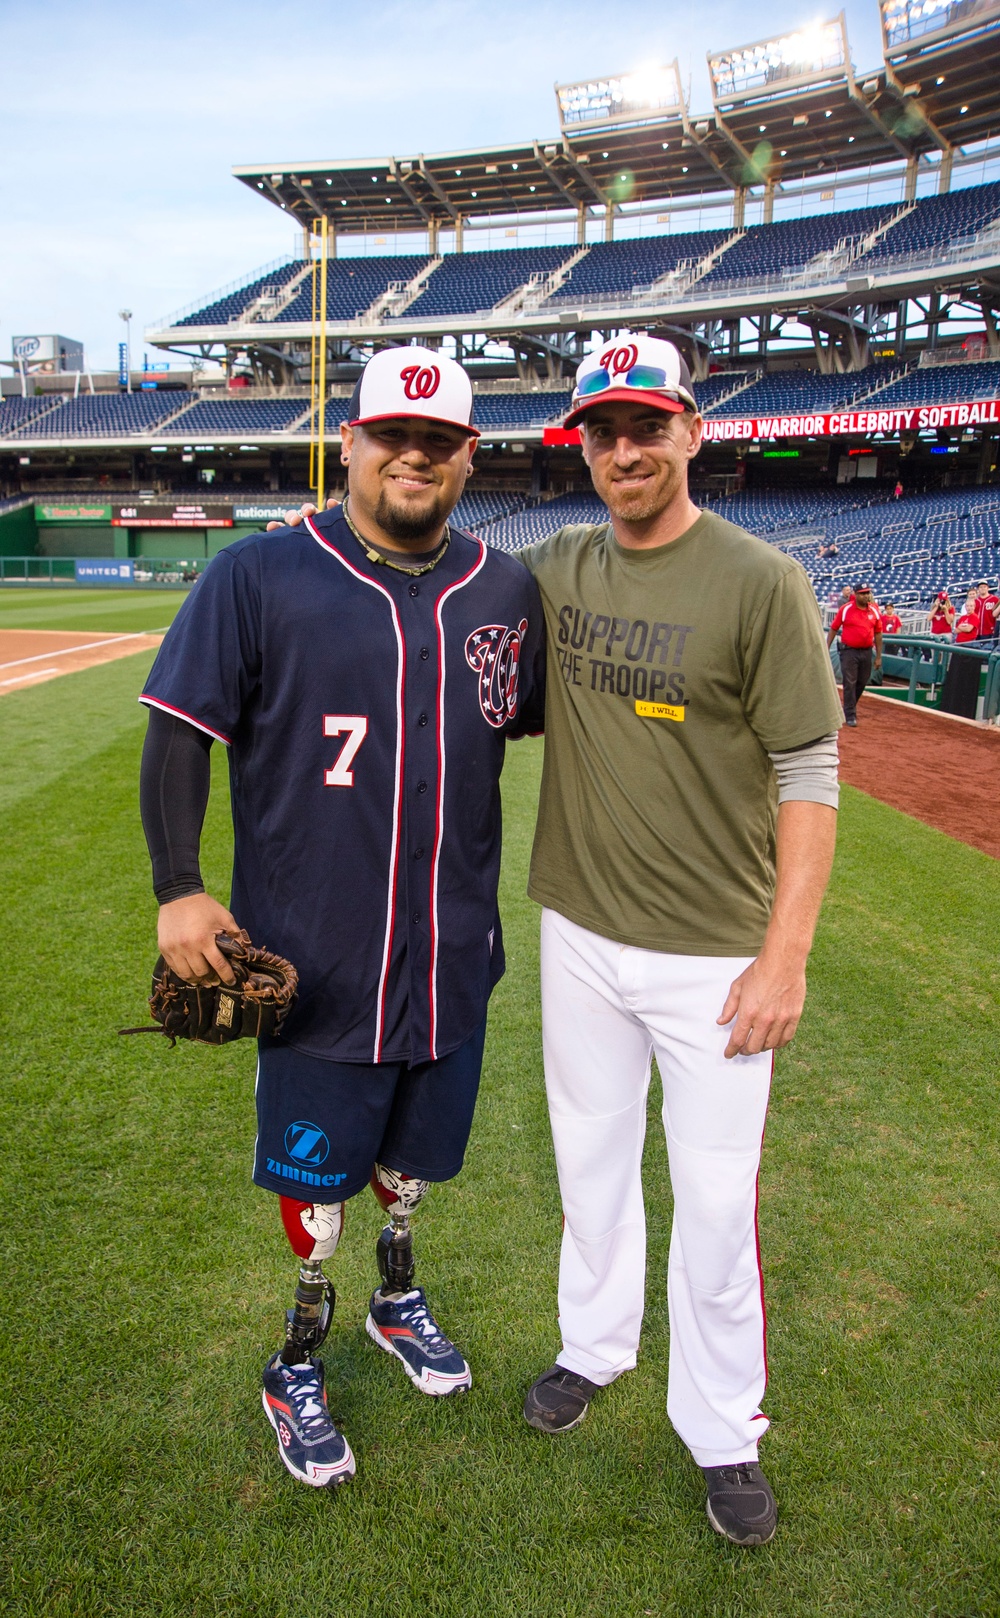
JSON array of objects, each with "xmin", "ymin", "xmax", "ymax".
[{"xmin": 140, "ymin": 508, "xmax": 545, "ymax": 1065}]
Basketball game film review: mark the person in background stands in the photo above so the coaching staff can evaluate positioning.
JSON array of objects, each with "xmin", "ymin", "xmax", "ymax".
[
  {"xmin": 971, "ymin": 580, "xmax": 999, "ymax": 638},
  {"xmin": 929, "ymin": 592, "xmax": 956, "ymax": 637},
  {"xmin": 826, "ymin": 583, "xmax": 882, "ymax": 727},
  {"xmin": 880, "ymin": 600, "xmax": 902, "ymax": 636},
  {"xmin": 955, "ymin": 597, "xmax": 980, "ymax": 644}
]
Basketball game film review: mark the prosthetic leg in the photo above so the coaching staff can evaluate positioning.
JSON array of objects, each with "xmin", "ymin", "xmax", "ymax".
[
  {"xmin": 278, "ymin": 1198, "xmax": 344, "ymax": 1366},
  {"xmin": 365, "ymin": 1164, "xmax": 472, "ymax": 1395},
  {"xmin": 370, "ymin": 1163, "xmax": 430, "ymax": 1297},
  {"xmin": 261, "ymin": 1198, "xmax": 355, "ymax": 1488}
]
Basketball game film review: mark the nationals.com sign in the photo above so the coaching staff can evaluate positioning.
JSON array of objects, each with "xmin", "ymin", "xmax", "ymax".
[{"xmin": 700, "ymin": 398, "xmax": 1000, "ymax": 442}]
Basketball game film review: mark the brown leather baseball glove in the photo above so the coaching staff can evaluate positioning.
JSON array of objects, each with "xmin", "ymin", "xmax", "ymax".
[{"xmin": 120, "ymin": 929, "xmax": 298, "ymax": 1046}]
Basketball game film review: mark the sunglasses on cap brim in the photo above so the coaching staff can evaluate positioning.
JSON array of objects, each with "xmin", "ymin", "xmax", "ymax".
[{"xmin": 576, "ymin": 362, "xmax": 688, "ymax": 402}]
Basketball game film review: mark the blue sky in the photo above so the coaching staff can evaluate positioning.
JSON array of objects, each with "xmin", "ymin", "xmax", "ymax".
[{"xmin": 1, "ymin": 0, "xmax": 887, "ymax": 371}]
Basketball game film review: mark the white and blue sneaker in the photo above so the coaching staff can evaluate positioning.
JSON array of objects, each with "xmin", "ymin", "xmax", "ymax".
[
  {"xmin": 261, "ymin": 1352, "xmax": 356, "ymax": 1488},
  {"xmin": 365, "ymin": 1288, "xmax": 472, "ymax": 1396}
]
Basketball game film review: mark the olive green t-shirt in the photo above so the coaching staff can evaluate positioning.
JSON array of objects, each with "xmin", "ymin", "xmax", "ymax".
[{"xmin": 519, "ymin": 510, "xmax": 842, "ymax": 955}]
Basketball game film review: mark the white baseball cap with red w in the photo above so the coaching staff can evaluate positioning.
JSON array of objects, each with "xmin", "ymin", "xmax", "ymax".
[
  {"xmin": 564, "ymin": 331, "xmax": 697, "ymax": 428},
  {"xmin": 346, "ymin": 346, "xmax": 479, "ymax": 437}
]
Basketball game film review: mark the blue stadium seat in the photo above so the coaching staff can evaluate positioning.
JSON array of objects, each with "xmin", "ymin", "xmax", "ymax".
[
  {"xmin": 8, "ymin": 392, "xmax": 198, "ymax": 438},
  {"xmin": 160, "ymin": 398, "xmax": 308, "ymax": 434},
  {"xmin": 699, "ymin": 206, "xmax": 896, "ymax": 286},
  {"xmin": 547, "ymin": 231, "xmax": 729, "ymax": 302},
  {"xmin": 857, "ymin": 180, "xmax": 1000, "ymax": 267},
  {"xmin": 176, "ymin": 263, "xmax": 304, "ymax": 327},
  {"xmin": 277, "ymin": 257, "xmax": 431, "ymax": 322},
  {"xmin": 402, "ymin": 248, "xmax": 574, "ymax": 319}
]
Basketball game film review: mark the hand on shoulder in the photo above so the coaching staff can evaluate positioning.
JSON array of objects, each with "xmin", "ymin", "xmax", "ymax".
[{"xmin": 265, "ymin": 497, "xmax": 340, "ymax": 533}]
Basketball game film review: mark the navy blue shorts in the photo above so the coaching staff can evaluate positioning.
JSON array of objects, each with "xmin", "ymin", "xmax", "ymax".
[{"xmin": 252, "ymin": 1018, "xmax": 487, "ymax": 1202}]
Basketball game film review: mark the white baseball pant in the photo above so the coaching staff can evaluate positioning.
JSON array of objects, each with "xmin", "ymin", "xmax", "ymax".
[{"xmin": 540, "ymin": 907, "xmax": 773, "ymax": 1467}]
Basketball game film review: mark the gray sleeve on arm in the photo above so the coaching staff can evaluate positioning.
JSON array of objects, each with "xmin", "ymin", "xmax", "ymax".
[{"xmin": 767, "ymin": 732, "xmax": 840, "ymax": 809}]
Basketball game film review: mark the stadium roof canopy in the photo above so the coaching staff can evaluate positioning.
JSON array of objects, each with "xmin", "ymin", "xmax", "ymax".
[{"xmin": 233, "ymin": 1, "xmax": 1000, "ymax": 238}]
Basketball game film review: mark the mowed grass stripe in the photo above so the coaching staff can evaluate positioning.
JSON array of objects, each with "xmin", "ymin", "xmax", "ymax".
[
  {"xmin": 0, "ymin": 661, "xmax": 998, "ymax": 1617},
  {"xmin": 0, "ymin": 587, "xmax": 188, "ymax": 635}
]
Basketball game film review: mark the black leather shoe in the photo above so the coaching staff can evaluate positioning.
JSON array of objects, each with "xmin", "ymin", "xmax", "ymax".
[{"xmin": 703, "ymin": 1462, "xmax": 777, "ymax": 1546}]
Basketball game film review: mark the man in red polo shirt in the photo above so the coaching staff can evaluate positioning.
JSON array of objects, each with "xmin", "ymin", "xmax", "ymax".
[{"xmin": 826, "ymin": 582, "xmax": 882, "ymax": 726}]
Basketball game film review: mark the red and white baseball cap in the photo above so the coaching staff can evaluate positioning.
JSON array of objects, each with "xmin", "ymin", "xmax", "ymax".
[
  {"xmin": 564, "ymin": 331, "xmax": 697, "ymax": 428},
  {"xmin": 346, "ymin": 346, "xmax": 479, "ymax": 437}
]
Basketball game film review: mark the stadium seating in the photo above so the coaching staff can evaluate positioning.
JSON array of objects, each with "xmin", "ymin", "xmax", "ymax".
[
  {"xmin": 451, "ymin": 490, "xmax": 529, "ymax": 530},
  {"xmin": 276, "ymin": 257, "xmax": 431, "ymax": 322},
  {"xmin": 163, "ymin": 182, "xmax": 1000, "ymax": 336},
  {"xmin": 471, "ymin": 392, "xmax": 570, "ymax": 428},
  {"xmin": 176, "ymin": 262, "xmax": 304, "ymax": 327},
  {"xmin": 0, "ymin": 396, "xmax": 65, "ymax": 435},
  {"xmin": 7, "ymin": 392, "xmax": 197, "ymax": 438},
  {"xmin": 473, "ymin": 487, "xmax": 1000, "ymax": 609},
  {"xmin": 856, "ymin": 180, "xmax": 1000, "ymax": 267},
  {"xmin": 692, "ymin": 372, "xmax": 757, "ymax": 412},
  {"xmin": 698, "ymin": 206, "xmax": 896, "ymax": 287},
  {"xmin": 395, "ymin": 248, "xmax": 575, "ymax": 319},
  {"xmin": 853, "ymin": 360, "xmax": 1000, "ymax": 407},
  {"xmin": 545, "ymin": 231, "xmax": 729, "ymax": 302},
  {"xmin": 482, "ymin": 492, "xmax": 609, "ymax": 554},
  {"xmin": 702, "ymin": 363, "xmax": 904, "ymax": 417},
  {"xmin": 161, "ymin": 397, "xmax": 308, "ymax": 435}
]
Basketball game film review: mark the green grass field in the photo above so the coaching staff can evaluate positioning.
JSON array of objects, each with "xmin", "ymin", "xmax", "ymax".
[{"xmin": 1, "ymin": 594, "xmax": 998, "ymax": 1617}]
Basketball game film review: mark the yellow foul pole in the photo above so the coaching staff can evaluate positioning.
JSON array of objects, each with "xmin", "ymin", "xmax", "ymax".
[
  {"xmin": 308, "ymin": 232, "xmax": 318, "ymax": 492},
  {"xmin": 316, "ymin": 215, "xmax": 329, "ymax": 506}
]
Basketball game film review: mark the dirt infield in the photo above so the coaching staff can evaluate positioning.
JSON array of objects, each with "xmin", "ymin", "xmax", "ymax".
[
  {"xmin": 840, "ymin": 691, "xmax": 1000, "ymax": 859},
  {"xmin": 0, "ymin": 629, "xmax": 164, "ymax": 694}
]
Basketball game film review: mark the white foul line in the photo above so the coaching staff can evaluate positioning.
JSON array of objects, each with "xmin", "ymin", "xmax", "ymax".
[
  {"xmin": 0, "ymin": 667, "xmax": 60, "ymax": 686},
  {"xmin": 0, "ymin": 631, "xmax": 157, "ymax": 673}
]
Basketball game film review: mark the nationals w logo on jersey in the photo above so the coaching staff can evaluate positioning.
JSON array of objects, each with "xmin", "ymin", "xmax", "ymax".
[{"xmin": 465, "ymin": 619, "xmax": 527, "ymax": 728}]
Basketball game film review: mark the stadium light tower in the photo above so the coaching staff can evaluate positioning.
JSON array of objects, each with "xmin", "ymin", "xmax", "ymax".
[
  {"xmin": 709, "ymin": 15, "xmax": 849, "ymax": 106},
  {"xmin": 555, "ymin": 59, "xmax": 684, "ymax": 131},
  {"xmin": 118, "ymin": 308, "xmax": 133, "ymax": 393}
]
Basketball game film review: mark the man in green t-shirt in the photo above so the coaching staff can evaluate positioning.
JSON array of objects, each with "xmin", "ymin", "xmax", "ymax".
[{"xmin": 519, "ymin": 332, "xmax": 842, "ymax": 1548}]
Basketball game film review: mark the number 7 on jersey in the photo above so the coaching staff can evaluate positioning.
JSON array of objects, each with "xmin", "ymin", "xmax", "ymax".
[{"xmin": 323, "ymin": 715, "xmax": 368, "ymax": 787}]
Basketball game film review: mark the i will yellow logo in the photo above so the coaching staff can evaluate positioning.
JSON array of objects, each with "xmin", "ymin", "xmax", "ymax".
[{"xmin": 635, "ymin": 700, "xmax": 686, "ymax": 722}]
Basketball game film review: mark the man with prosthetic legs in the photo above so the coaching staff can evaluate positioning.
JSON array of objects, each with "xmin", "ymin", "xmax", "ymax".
[{"xmin": 137, "ymin": 346, "xmax": 544, "ymax": 1488}]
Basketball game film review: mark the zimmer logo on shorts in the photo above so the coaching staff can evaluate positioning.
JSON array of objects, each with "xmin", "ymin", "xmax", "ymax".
[{"xmin": 266, "ymin": 1121, "xmax": 348, "ymax": 1189}]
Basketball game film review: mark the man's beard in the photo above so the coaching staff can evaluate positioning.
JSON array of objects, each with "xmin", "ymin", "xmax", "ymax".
[
  {"xmin": 373, "ymin": 482, "xmax": 449, "ymax": 544},
  {"xmin": 602, "ymin": 464, "xmax": 678, "ymax": 523}
]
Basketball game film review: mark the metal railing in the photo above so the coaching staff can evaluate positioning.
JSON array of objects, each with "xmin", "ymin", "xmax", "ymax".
[{"xmin": 881, "ymin": 633, "xmax": 1000, "ymax": 721}]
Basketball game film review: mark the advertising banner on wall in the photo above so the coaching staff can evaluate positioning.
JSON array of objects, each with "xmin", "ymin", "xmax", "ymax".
[
  {"xmin": 233, "ymin": 502, "xmax": 295, "ymax": 522},
  {"xmin": 112, "ymin": 503, "xmax": 233, "ymax": 528},
  {"xmin": 75, "ymin": 560, "xmax": 135, "ymax": 583},
  {"xmin": 700, "ymin": 398, "xmax": 1000, "ymax": 443},
  {"xmin": 36, "ymin": 503, "xmax": 112, "ymax": 522}
]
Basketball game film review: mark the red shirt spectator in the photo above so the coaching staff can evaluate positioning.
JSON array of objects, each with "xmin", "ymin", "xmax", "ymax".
[
  {"xmin": 880, "ymin": 605, "xmax": 902, "ymax": 634},
  {"xmin": 972, "ymin": 583, "xmax": 999, "ymax": 637},
  {"xmin": 830, "ymin": 597, "xmax": 880, "ymax": 648},
  {"xmin": 930, "ymin": 593, "xmax": 955, "ymax": 636},
  {"xmin": 955, "ymin": 613, "xmax": 979, "ymax": 644}
]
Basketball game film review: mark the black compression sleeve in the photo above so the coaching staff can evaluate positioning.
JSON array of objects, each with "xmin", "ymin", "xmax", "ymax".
[{"xmin": 139, "ymin": 707, "xmax": 213, "ymax": 904}]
